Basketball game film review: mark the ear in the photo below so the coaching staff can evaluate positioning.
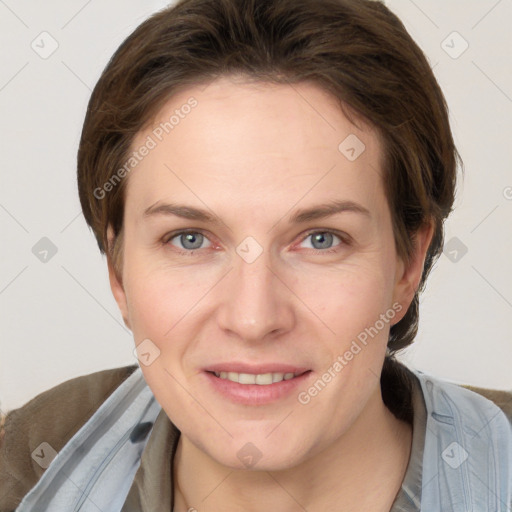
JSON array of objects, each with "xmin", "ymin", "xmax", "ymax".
[
  {"xmin": 391, "ymin": 221, "xmax": 434, "ymax": 323},
  {"xmin": 106, "ymin": 225, "xmax": 131, "ymax": 330}
]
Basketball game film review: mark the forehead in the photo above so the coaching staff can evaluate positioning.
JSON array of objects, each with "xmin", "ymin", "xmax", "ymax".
[{"xmin": 126, "ymin": 77, "xmax": 385, "ymax": 216}]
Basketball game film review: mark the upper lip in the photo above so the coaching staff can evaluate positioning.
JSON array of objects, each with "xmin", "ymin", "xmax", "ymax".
[{"xmin": 205, "ymin": 363, "xmax": 311, "ymax": 375}]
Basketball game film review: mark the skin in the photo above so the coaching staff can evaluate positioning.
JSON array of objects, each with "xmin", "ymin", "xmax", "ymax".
[{"xmin": 108, "ymin": 76, "xmax": 433, "ymax": 511}]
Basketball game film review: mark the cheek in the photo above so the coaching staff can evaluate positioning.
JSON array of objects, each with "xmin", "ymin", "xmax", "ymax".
[
  {"xmin": 127, "ymin": 274, "xmax": 189, "ymax": 336},
  {"xmin": 124, "ymin": 258, "xmax": 220, "ymax": 356},
  {"xmin": 294, "ymin": 260, "xmax": 396, "ymax": 338}
]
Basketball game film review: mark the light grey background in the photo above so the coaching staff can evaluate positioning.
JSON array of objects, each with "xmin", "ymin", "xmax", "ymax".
[{"xmin": 1, "ymin": 0, "xmax": 511, "ymax": 412}]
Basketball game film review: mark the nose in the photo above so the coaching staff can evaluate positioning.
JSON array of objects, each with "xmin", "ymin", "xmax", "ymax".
[{"xmin": 216, "ymin": 249, "xmax": 295, "ymax": 343}]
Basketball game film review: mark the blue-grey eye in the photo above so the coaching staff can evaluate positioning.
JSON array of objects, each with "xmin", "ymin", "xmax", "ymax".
[
  {"xmin": 170, "ymin": 231, "xmax": 211, "ymax": 251},
  {"xmin": 301, "ymin": 232, "xmax": 341, "ymax": 250}
]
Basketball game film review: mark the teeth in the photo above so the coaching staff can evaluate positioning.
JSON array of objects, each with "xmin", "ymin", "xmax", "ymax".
[
  {"xmin": 256, "ymin": 373, "xmax": 273, "ymax": 385},
  {"xmin": 213, "ymin": 371, "xmax": 300, "ymax": 385}
]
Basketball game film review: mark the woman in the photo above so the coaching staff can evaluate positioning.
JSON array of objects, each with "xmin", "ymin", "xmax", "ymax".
[{"xmin": 1, "ymin": 0, "xmax": 511, "ymax": 510}]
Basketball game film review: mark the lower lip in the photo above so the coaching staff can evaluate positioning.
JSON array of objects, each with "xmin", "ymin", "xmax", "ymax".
[{"xmin": 203, "ymin": 371, "xmax": 313, "ymax": 405}]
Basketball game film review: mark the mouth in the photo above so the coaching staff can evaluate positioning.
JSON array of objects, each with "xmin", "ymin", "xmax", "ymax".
[
  {"xmin": 207, "ymin": 370, "xmax": 309, "ymax": 385},
  {"xmin": 203, "ymin": 365, "xmax": 313, "ymax": 405}
]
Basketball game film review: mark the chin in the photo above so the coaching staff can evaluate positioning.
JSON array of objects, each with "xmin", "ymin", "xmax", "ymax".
[{"xmin": 202, "ymin": 433, "xmax": 311, "ymax": 472}]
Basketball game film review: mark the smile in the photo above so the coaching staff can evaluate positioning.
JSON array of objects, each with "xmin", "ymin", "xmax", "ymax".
[
  {"xmin": 212, "ymin": 371, "xmax": 301, "ymax": 385},
  {"xmin": 204, "ymin": 369, "xmax": 312, "ymax": 405}
]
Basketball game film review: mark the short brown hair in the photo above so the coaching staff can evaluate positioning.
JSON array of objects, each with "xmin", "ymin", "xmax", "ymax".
[{"xmin": 77, "ymin": 0, "xmax": 461, "ymax": 354}]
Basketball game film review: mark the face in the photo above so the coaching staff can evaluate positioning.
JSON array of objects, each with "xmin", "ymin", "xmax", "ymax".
[{"xmin": 109, "ymin": 76, "xmax": 428, "ymax": 471}]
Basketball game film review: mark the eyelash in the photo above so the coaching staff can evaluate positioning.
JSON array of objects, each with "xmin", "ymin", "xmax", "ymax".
[{"xmin": 162, "ymin": 229, "xmax": 351, "ymax": 256}]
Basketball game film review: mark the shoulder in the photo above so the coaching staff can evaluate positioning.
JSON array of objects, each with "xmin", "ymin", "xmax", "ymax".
[
  {"xmin": 380, "ymin": 358, "xmax": 511, "ymax": 425},
  {"xmin": 461, "ymin": 384, "xmax": 512, "ymax": 423},
  {"xmin": 412, "ymin": 368, "xmax": 512, "ymax": 430},
  {"xmin": 0, "ymin": 365, "xmax": 138, "ymax": 511},
  {"xmin": 409, "ymin": 370, "xmax": 512, "ymax": 506}
]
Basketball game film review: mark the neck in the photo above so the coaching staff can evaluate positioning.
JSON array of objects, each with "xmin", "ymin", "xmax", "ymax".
[{"xmin": 173, "ymin": 388, "xmax": 412, "ymax": 512}]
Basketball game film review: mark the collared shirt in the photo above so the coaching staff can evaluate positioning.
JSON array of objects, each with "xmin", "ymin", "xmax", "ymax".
[{"xmin": 6, "ymin": 363, "xmax": 512, "ymax": 511}]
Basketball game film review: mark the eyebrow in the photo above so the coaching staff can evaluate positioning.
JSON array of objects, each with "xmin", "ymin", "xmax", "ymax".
[{"xmin": 143, "ymin": 199, "xmax": 371, "ymax": 225}]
